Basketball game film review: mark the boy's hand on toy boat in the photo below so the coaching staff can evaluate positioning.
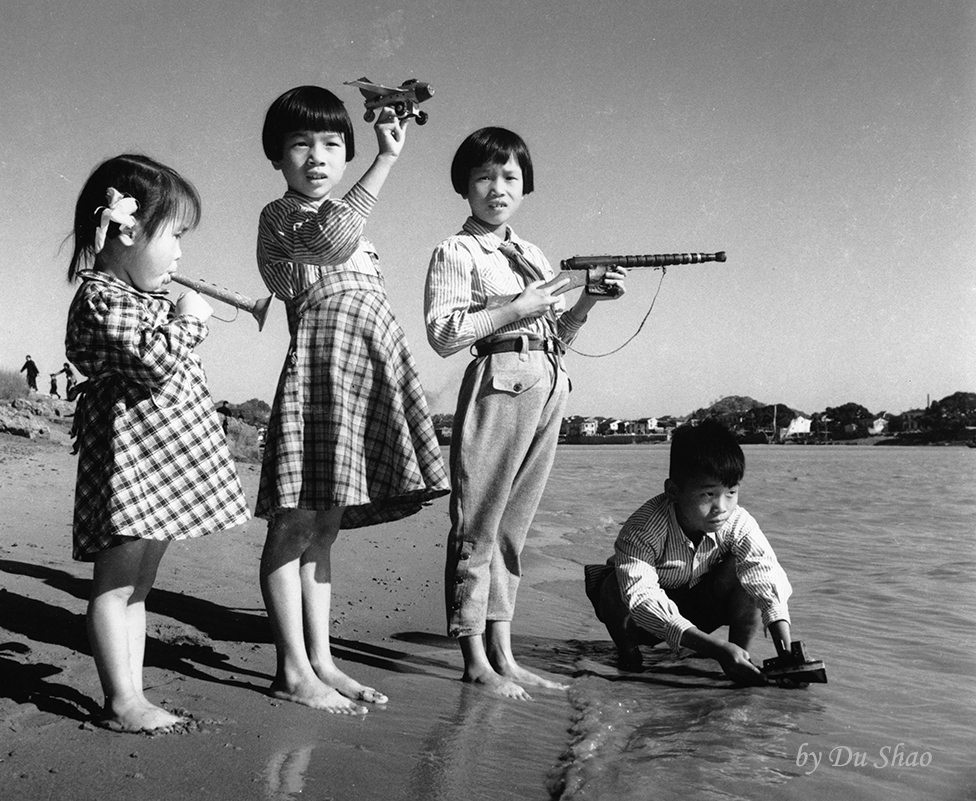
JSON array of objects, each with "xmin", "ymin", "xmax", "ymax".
[{"xmin": 718, "ymin": 643, "xmax": 768, "ymax": 686}]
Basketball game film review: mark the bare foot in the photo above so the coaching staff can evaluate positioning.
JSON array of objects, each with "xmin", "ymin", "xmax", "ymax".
[
  {"xmin": 462, "ymin": 665, "xmax": 532, "ymax": 701},
  {"xmin": 100, "ymin": 698, "xmax": 185, "ymax": 733},
  {"xmin": 499, "ymin": 663, "xmax": 570, "ymax": 691},
  {"xmin": 270, "ymin": 676, "xmax": 368, "ymax": 715},
  {"xmin": 311, "ymin": 662, "xmax": 388, "ymax": 705}
]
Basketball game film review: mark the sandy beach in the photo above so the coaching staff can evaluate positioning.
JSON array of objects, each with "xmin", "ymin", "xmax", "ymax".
[{"xmin": 0, "ymin": 432, "xmax": 597, "ymax": 801}]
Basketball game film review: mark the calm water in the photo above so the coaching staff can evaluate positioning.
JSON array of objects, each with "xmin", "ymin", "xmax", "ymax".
[{"xmin": 529, "ymin": 445, "xmax": 976, "ymax": 801}]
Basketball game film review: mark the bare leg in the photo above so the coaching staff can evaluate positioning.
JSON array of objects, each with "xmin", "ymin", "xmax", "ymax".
[
  {"xmin": 485, "ymin": 621, "xmax": 569, "ymax": 691},
  {"xmin": 87, "ymin": 539, "xmax": 183, "ymax": 732},
  {"xmin": 458, "ymin": 632, "xmax": 531, "ymax": 701},
  {"xmin": 303, "ymin": 510, "xmax": 387, "ymax": 706},
  {"xmin": 712, "ymin": 557, "xmax": 762, "ymax": 651},
  {"xmin": 259, "ymin": 509, "xmax": 373, "ymax": 714}
]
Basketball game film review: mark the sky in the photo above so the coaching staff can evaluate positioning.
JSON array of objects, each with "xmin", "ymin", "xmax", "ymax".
[{"xmin": 2, "ymin": 0, "xmax": 973, "ymax": 418}]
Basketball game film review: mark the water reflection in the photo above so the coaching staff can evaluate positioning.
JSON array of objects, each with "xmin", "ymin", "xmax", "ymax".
[{"xmin": 263, "ymin": 743, "xmax": 316, "ymax": 801}]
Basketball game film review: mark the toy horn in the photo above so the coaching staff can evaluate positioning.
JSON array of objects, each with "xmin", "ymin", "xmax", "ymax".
[{"xmin": 170, "ymin": 274, "xmax": 272, "ymax": 331}]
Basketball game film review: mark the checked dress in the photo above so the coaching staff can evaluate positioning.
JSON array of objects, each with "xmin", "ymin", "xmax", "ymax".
[
  {"xmin": 256, "ymin": 184, "xmax": 449, "ymax": 528},
  {"xmin": 65, "ymin": 271, "xmax": 250, "ymax": 561}
]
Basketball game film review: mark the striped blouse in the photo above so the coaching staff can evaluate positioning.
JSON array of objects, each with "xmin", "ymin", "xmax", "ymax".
[
  {"xmin": 424, "ymin": 217, "xmax": 586, "ymax": 357},
  {"xmin": 613, "ymin": 493, "xmax": 792, "ymax": 651},
  {"xmin": 257, "ymin": 183, "xmax": 379, "ymax": 300}
]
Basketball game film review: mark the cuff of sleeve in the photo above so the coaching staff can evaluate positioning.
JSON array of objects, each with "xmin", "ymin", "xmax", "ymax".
[
  {"xmin": 344, "ymin": 183, "xmax": 378, "ymax": 218},
  {"xmin": 761, "ymin": 604, "xmax": 791, "ymax": 630},
  {"xmin": 559, "ymin": 309, "xmax": 587, "ymax": 336},
  {"xmin": 470, "ymin": 310, "xmax": 497, "ymax": 342},
  {"xmin": 174, "ymin": 315, "xmax": 208, "ymax": 347},
  {"xmin": 665, "ymin": 617, "xmax": 695, "ymax": 653}
]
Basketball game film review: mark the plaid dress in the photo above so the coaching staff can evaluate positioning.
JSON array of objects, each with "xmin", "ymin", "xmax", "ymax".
[
  {"xmin": 65, "ymin": 272, "xmax": 249, "ymax": 561},
  {"xmin": 256, "ymin": 186, "xmax": 449, "ymax": 527}
]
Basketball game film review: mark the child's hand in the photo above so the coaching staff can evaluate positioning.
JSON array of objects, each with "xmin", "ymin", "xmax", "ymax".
[
  {"xmin": 176, "ymin": 290, "xmax": 213, "ymax": 323},
  {"xmin": 512, "ymin": 278, "xmax": 567, "ymax": 321},
  {"xmin": 717, "ymin": 642, "xmax": 768, "ymax": 686},
  {"xmin": 375, "ymin": 107, "xmax": 408, "ymax": 160},
  {"xmin": 593, "ymin": 267, "xmax": 628, "ymax": 301}
]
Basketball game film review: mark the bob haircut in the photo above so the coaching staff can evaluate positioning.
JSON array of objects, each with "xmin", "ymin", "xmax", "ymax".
[
  {"xmin": 450, "ymin": 127, "xmax": 534, "ymax": 197},
  {"xmin": 669, "ymin": 418, "xmax": 745, "ymax": 489},
  {"xmin": 67, "ymin": 154, "xmax": 202, "ymax": 281},
  {"xmin": 262, "ymin": 85, "xmax": 355, "ymax": 163}
]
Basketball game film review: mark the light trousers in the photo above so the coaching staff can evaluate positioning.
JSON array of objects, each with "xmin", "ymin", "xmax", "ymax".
[{"xmin": 445, "ymin": 348, "xmax": 569, "ymax": 637}]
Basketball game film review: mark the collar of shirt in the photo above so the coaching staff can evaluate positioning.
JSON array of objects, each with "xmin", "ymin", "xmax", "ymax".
[
  {"xmin": 667, "ymin": 499, "xmax": 722, "ymax": 552},
  {"xmin": 78, "ymin": 270, "xmax": 168, "ymax": 302},
  {"xmin": 461, "ymin": 216, "xmax": 530, "ymax": 255}
]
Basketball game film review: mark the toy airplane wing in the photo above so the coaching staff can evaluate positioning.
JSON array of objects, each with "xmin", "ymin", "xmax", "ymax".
[
  {"xmin": 344, "ymin": 77, "xmax": 434, "ymax": 125},
  {"xmin": 343, "ymin": 77, "xmax": 393, "ymax": 99}
]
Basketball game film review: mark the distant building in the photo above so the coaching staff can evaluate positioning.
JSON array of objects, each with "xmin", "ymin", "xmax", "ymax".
[
  {"xmin": 568, "ymin": 417, "xmax": 599, "ymax": 437},
  {"xmin": 624, "ymin": 419, "xmax": 649, "ymax": 435}
]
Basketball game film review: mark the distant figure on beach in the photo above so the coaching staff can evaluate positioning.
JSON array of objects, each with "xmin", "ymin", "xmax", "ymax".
[
  {"xmin": 52, "ymin": 361, "xmax": 77, "ymax": 395},
  {"xmin": 425, "ymin": 127, "xmax": 627, "ymax": 700},
  {"xmin": 20, "ymin": 355, "xmax": 39, "ymax": 391},
  {"xmin": 64, "ymin": 154, "xmax": 250, "ymax": 733},
  {"xmin": 48, "ymin": 373, "xmax": 61, "ymax": 398},
  {"xmin": 584, "ymin": 419, "xmax": 798, "ymax": 685},
  {"xmin": 255, "ymin": 86, "xmax": 449, "ymax": 715}
]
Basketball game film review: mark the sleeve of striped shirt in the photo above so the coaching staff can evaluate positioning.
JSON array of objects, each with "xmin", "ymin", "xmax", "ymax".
[
  {"xmin": 425, "ymin": 238, "xmax": 496, "ymax": 356},
  {"xmin": 258, "ymin": 184, "xmax": 377, "ymax": 281},
  {"xmin": 726, "ymin": 511, "xmax": 792, "ymax": 628},
  {"xmin": 614, "ymin": 497, "xmax": 697, "ymax": 650}
]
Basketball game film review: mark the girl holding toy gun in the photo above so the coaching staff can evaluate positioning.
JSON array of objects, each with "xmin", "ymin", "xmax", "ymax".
[{"xmin": 424, "ymin": 127, "xmax": 627, "ymax": 700}]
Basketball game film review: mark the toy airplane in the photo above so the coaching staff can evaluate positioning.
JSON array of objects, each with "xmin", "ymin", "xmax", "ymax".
[
  {"xmin": 344, "ymin": 77, "xmax": 434, "ymax": 125},
  {"xmin": 762, "ymin": 641, "xmax": 828, "ymax": 686}
]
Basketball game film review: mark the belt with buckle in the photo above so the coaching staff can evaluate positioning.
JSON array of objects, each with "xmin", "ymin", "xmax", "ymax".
[{"xmin": 473, "ymin": 337, "xmax": 564, "ymax": 357}]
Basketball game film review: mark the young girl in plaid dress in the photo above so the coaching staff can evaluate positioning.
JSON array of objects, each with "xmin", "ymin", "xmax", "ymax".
[
  {"xmin": 65, "ymin": 154, "xmax": 250, "ymax": 732},
  {"xmin": 256, "ymin": 86, "xmax": 448, "ymax": 714}
]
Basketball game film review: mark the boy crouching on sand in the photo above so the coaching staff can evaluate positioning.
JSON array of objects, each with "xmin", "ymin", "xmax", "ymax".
[{"xmin": 584, "ymin": 419, "xmax": 796, "ymax": 685}]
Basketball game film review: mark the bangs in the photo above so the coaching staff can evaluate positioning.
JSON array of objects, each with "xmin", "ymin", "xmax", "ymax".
[{"xmin": 263, "ymin": 86, "xmax": 355, "ymax": 162}]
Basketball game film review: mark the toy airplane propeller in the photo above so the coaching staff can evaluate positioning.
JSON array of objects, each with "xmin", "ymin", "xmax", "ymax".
[{"xmin": 344, "ymin": 77, "xmax": 434, "ymax": 125}]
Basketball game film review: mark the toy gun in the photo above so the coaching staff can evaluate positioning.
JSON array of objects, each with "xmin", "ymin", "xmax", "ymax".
[
  {"xmin": 558, "ymin": 251, "xmax": 726, "ymax": 297},
  {"xmin": 761, "ymin": 641, "xmax": 827, "ymax": 686},
  {"xmin": 484, "ymin": 250, "xmax": 725, "ymax": 308}
]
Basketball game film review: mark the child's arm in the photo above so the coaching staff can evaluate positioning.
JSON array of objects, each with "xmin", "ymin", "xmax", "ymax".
[
  {"xmin": 678, "ymin": 627, "xmax": 767, "ymax": 685},
  {"xmin": 425, "ymin": 243, "xmax": 566, "ymax": 356},
  {"xmin": 557, "ymin": 267, "xmax": 628, "ymax": 341},
  {"xmin": 71, "ymin": 284, "xmax": 207, "ymax": 394},
  {"xmin": 355, "ymin": 108, "xmax": 407, "ymax": 201}
]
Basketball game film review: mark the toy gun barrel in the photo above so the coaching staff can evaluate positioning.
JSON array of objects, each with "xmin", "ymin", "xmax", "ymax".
[
  {"xmin": 560, "ymin": 251, "xmax": 726, "ymax": 270},
  {"xmin": 170, "ymin": 274, "xmax": 272, "ymax": 331}
]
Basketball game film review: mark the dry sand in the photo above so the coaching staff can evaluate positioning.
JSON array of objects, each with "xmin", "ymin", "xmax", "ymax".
[{"xmin": 0, "ymin": 433, "xmax": 604, "ymax": 801}]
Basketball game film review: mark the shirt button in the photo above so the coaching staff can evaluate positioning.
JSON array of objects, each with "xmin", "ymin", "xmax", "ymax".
[
  {"xmin": 513, "ymin": 382, "xmax": 523, "ymax": 391},
  {"xmin": 459, "ymin": 553, "xmax": 469, "ymax": 561}
]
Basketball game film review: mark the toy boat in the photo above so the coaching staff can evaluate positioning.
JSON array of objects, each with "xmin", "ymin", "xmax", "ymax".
[{"xmin": 762, "ymin": 640, "xmax": 827, "ymax": 685}]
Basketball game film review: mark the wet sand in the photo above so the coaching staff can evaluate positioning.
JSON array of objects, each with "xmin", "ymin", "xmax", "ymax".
[{"xmin": 0, "ymin": 434, "xmax": 601, "ymax": 801}]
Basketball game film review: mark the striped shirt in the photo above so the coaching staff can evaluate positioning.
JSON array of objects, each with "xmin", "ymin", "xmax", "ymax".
[
  {"xmin": 424, "ymin": 217, "xmax": 586, "ymax": 357},
  {"xmin": 613, "ymin": 493, "xmax": 792, "ymax": 651},
  {"xmin": 258, "ymin": 183, "xmax": 379, "ymax": 299}
]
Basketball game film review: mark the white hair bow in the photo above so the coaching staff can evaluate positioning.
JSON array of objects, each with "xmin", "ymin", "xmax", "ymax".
[{"xmin": 93, "ymin": 188, "xmax": 139, "ymax": 253}]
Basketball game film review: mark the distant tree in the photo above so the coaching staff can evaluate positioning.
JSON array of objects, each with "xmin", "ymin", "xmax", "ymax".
[
  {"xmin": 221, "ymin": 398, "xmax": 272, "ymax": 427},
  {"xmin": 431, "ymin": 413, "xmax": 454, "ymax": 429},
  {"xmin": 746, "ymin": 403, "xmax": 797, "ymax": 430},
  {"xmin": 823, "ymin": 403, "xmax": 871, "ymax": 428}
]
